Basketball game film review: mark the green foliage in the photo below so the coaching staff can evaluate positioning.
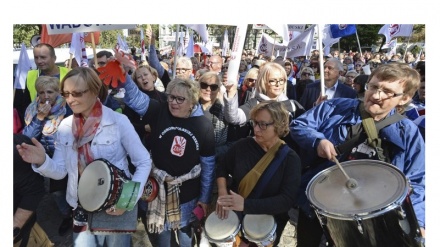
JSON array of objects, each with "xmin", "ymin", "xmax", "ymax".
[{"xmin": 13, "ymin": 24, "xmax": 40, "ymax": 48}]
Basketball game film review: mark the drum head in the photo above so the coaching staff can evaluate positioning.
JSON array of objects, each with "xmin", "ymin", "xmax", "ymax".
[
  {"xmin": 243, "ymin": 214, "xmax": 275, "ymax": 240},
  {"xmin": 78, "ymin": 160, "xmax": 112, "ymax": 212},
  {"xmin": 205, "ymin": 211, "xmax": 239, "ymax": 240},
  {"xmin": 306, "ymin": 160, "xmax": 408, "ymax": 219}
]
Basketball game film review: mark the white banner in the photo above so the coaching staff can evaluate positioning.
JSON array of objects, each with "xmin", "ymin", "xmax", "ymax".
[
  {"xmin": 227, "ymin": 24, "xmax": 248, "ymax": 84},
  {"xmin": 46, "ymin": 24, "xmax": 137, "ymax": 35},
  {"xmin": 253, "ymin": 24, "xmax": 306, "ymax": 32},
  {"xmin": 286, "ymin": 25, "xmax": 316, "ymax": 58}
]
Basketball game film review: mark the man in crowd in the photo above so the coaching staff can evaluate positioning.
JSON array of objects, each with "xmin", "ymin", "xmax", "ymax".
[
  {"xmin": 300, "ymin": 57, "xmax": 357, "ymax": 110},
  {"xmin": 14, "ymin": 43, "xmax": 69, "ymax": 124},
  {"xmin": 291, "ymin": 63, "xmax": 425, "ymax": 246}
]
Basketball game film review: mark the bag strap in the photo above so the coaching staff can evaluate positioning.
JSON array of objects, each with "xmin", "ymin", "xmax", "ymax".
[
  {"xmin": 250, "ymin": 144, "xmax": 290, "ymax": 199},
  {"xmin": 238, "ymin": 140, "xmax": 285, "ymax": 198}
]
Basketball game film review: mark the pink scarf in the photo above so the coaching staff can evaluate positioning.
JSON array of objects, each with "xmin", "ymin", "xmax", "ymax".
[{"xmin": 72, "ymin": 99, "xmax": 103, "ymax": 176}]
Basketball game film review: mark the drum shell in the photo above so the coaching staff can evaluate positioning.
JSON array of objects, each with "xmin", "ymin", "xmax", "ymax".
[{"xmin": 306, "ymin": 160, "xmax": 423, "ymax": 247}]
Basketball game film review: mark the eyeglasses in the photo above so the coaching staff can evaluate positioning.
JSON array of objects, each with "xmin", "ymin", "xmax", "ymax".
[
  {"xmin": 166, "ymin": 94, "xmax": 186, "ymax": 104},
  {"xmin": 355, "ymin": 64, "xmax": 363, "ymax": 67},
  {"xmin": 176, "ymin": 68, "xmax": 192, "ymax": 72},
  {"xmin": 200, "ymin": 82, "xmax": 219, "ymax": 91},
  {"xmin": 97, "ymin": 62, "xmax": 106, "ymax": 66},
  {"xmin": 207, "ymin": 61, "xmax": 220, "ymax": 65},
  {"xmin": 365, "ymin": 84, "xmax": 404, "ymax": 99},
  {"xmin": 61, "ymin": 89, "xmax": 89, "ymax": 98},
  {"xmin": 268, "ymin": 78, "xmax": 285, "ymax": 86},
  {"xmin": 249, "ymin": 120, "xmax": 274, "ymax": 130},
  {"xmin": 302, "ymin": 73, "xmax": 311, "ymax": 77},
  {"xmin": 346, "ymin": 76, "xmax": 355, "ymax": 79},
  {"xmin": 247, "ymin": 78, "xmax": 257, "ymax": 83}
]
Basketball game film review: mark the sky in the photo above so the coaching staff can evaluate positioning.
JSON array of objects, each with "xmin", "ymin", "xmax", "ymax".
[{"xmin": 4, "ymin": 0, "xmax": 439, "ymax": 244}]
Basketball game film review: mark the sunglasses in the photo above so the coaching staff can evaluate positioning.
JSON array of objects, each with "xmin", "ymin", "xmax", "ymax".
[
  {"xmin": 302, "ymin": 73, "xmax": 311, "ymax": 77},
  {"xmin": 97, "ymin": 62, "xmax": 106, "ymax": 66},
  {"xmin": 61, "ymin": 89, "xmax": 89, "ymax": 98},
  {"xmin": 200, "ymin": 82, "xmax": 219, "ymax": 91},
  {"xmin": 247, "ymin": 78, "xmax": 257, "ymax": 82}
]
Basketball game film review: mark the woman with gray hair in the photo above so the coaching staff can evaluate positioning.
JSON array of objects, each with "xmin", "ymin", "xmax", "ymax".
[{"xmin": 121, "ymin": 66, "xmax": 216, "ymax": 246}]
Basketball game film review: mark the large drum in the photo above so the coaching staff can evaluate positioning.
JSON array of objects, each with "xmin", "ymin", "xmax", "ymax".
[
  {"xmin": 78, "ymin": 159, "xmax": 140, "ymax": 212},
  {"xmin": 204, "ymin": 211, "xmax": 241, "ymax": 247},
  {"xmin": 242, "ymin": 214, "xmax": 277, "ymax": 247},
  {"xmin": 306, "ymin": 159, "xmax": 423, "ymax": 247}
]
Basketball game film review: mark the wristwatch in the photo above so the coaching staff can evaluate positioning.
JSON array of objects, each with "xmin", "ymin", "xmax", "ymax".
[{"xmin": 13, "ymin": 227, "xmax": 20, "ymax": 238}]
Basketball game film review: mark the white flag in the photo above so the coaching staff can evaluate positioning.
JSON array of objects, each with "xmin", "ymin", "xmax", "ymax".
[
  {"xmin": 185, "ymin": 24, "xmax": 209, "ymax": 43},
  {"xmin": 266, "ymin": 24, "xmax": 290, "ymax": 45},
  {"xmin": 385, "ymin": 39, "xmax": 398, "ymax": 57},
  {"xmin": 222, "ymin": 29, "xmax": 229, "ymax": 57},
  {"xmin": 185, "ymin": 32, "xmax": 195, "ymax": 58},
  {"xmin": 14, "ymin": 43, "xmax": 32, "ymax": 90},
  {"xmin": 286, "ymin": 24, "xmax": 316, "ymax": 58},
  {"xmin": 177, "ymin": 31, "xmax": 184, "ymax": 56},
  {"xmin": 117, "ymin": 34, "xmax": 129, "ymax": 51},
  {"xmin": 70, "ymin": 33, "xmax": 88, "ymax": 67},
  {"xmin": 378, "ymin": 24, "xmax": 414, "ymax": 44},
  {"xmin": 256, "ymin": 33, "xmax": 286, "ymax": 57}
]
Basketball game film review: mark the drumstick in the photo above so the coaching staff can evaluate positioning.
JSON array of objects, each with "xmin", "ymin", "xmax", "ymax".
[{"xmin": 332, "ymin": 156, "xmax": 358, "ymax": 189}]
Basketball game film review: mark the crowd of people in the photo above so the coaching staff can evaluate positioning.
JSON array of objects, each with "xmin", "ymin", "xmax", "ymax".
[{"xmin": 13, "ymin": 38, "xmax": 425, "ymax": 247}]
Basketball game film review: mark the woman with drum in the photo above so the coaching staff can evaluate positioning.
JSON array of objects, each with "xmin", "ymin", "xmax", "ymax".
[
  {"xmin": 120, "ymin": 63, "xmax": 216, "ymax": 247},
  {"xmin": 16, "ymin": 67, "xmax": 152, "ymax": 247},
  {"xmin": 215, "ymin": 101, "xmax": 301, "ymax": 247}
]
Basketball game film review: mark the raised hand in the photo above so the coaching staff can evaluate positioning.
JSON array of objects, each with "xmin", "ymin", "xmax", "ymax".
[{"xmin": 16, "ymin": 137, "xmax": 46, "ymax": 166}]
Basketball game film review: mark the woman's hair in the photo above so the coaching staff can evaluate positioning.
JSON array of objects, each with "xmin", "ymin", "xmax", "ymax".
[
  {"xmin": 131, "ymin": 65, "xmax": 159, "ymax": 82},
  {"xmin": 244, "ymin": 68, "xmax": 259, "ymax": 83},
  {"xmin": 249, "ymin": 101, "xmax": 289, "ymax": 137},
  {"xmin": 165, "ymin": 78, "xmax": 200, "ymax": 106},
  {"xmin": 353, "ymin": 74, "xmax": 369, "ymax": 93},
  {"xmin": 256, "ymin": 62, "xmax": 287, "ymax": 95},
  {"xmin": 35, "ymin": 76, "xmax": 60, "ymax": 92},
  {"xmin": 198, "ymin": 71, "xmax": 221, "ymax": 86},
  {"xmin": 368, "ymin": 62, "xmax": 420, "ymax": 98},
  {"xmin": 60, "ymin": 67, "xmax": 102, "ymax": 98}
]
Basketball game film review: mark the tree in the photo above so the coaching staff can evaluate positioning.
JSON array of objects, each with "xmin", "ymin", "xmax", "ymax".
[{"xmin": 13, "ymin": 24, "xmax": 40, "ymax": 48}]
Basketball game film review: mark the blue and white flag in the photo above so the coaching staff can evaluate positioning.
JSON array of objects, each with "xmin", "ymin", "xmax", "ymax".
[
  {"xmin": 185, "ymin": 32, "xmax": 195, "ymax": 58},
  {"xmin": 14, "ymin": 43, "xmax": 32, "ymax": 89},
  {"xmin": 329, "ymin": 24, "xmax": 357, "ymax": 38}
]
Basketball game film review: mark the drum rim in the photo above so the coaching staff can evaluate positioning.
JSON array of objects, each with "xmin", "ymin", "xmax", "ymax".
[
  {"xmin": 78, "ymin": 158, "xmax": 126, "ymax": 212},
  {"xmin": 242, "ymin": 214, "xmax": 277, "ymax": 242},
  {"xmin": 306, "ymin": 159, "xmax": 409, "ymax": 219},
  {"xmin": 204, "ymin": 211, "xmax": 241, "ymax": 242}
]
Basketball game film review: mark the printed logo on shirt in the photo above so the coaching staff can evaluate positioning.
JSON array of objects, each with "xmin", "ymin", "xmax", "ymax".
[{"xmin": 171, "ymin": 135, "xmax": 187, "ymax": 157}]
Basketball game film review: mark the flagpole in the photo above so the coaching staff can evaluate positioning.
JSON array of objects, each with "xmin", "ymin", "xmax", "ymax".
[
  {"xmin": 172, "ymin": 25, "xmax": 180, "ymax": 79},
  {"xmin": 355, "ymin": 30, "xmax": 362, "ymax": 55},
  {"xmin": 90, "ymin": 32, "xmax": 98, "ymax": 68},
  {"xmin": 402, "ymin": 31, "xmax": 413, "ymax": 59},
  {"xmin": 68, "ymin": 54, "xmax": 73, "ymax": 69},
  {"xmin": 317, "ymin": 24, "xmax": 325, "ymax": 97}
]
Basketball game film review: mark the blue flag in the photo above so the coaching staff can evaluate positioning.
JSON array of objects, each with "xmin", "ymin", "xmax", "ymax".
[{"xmin": 329, "ymin": 24, "xmax": 357, "ymax": 38}]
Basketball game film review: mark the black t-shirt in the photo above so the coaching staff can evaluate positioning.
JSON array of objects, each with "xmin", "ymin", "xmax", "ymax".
[{"xmin": 144, "ymin": 102, "xmax": 216, "ymax": 203}]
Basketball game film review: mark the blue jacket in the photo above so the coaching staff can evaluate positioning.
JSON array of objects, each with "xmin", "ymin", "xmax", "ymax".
[
  {"xmin": 299, "ymin": 80, "xmax": 357, "ymax": 110},
  {"xmin": 290, "ymin": 98, "xmax": 425, "ymax": 228}
]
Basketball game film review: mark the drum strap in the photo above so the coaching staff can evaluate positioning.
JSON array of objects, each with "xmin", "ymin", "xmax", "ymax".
[{"xmin": 335, "ymin": 101, "xmax": 404, "ymax": 161}]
